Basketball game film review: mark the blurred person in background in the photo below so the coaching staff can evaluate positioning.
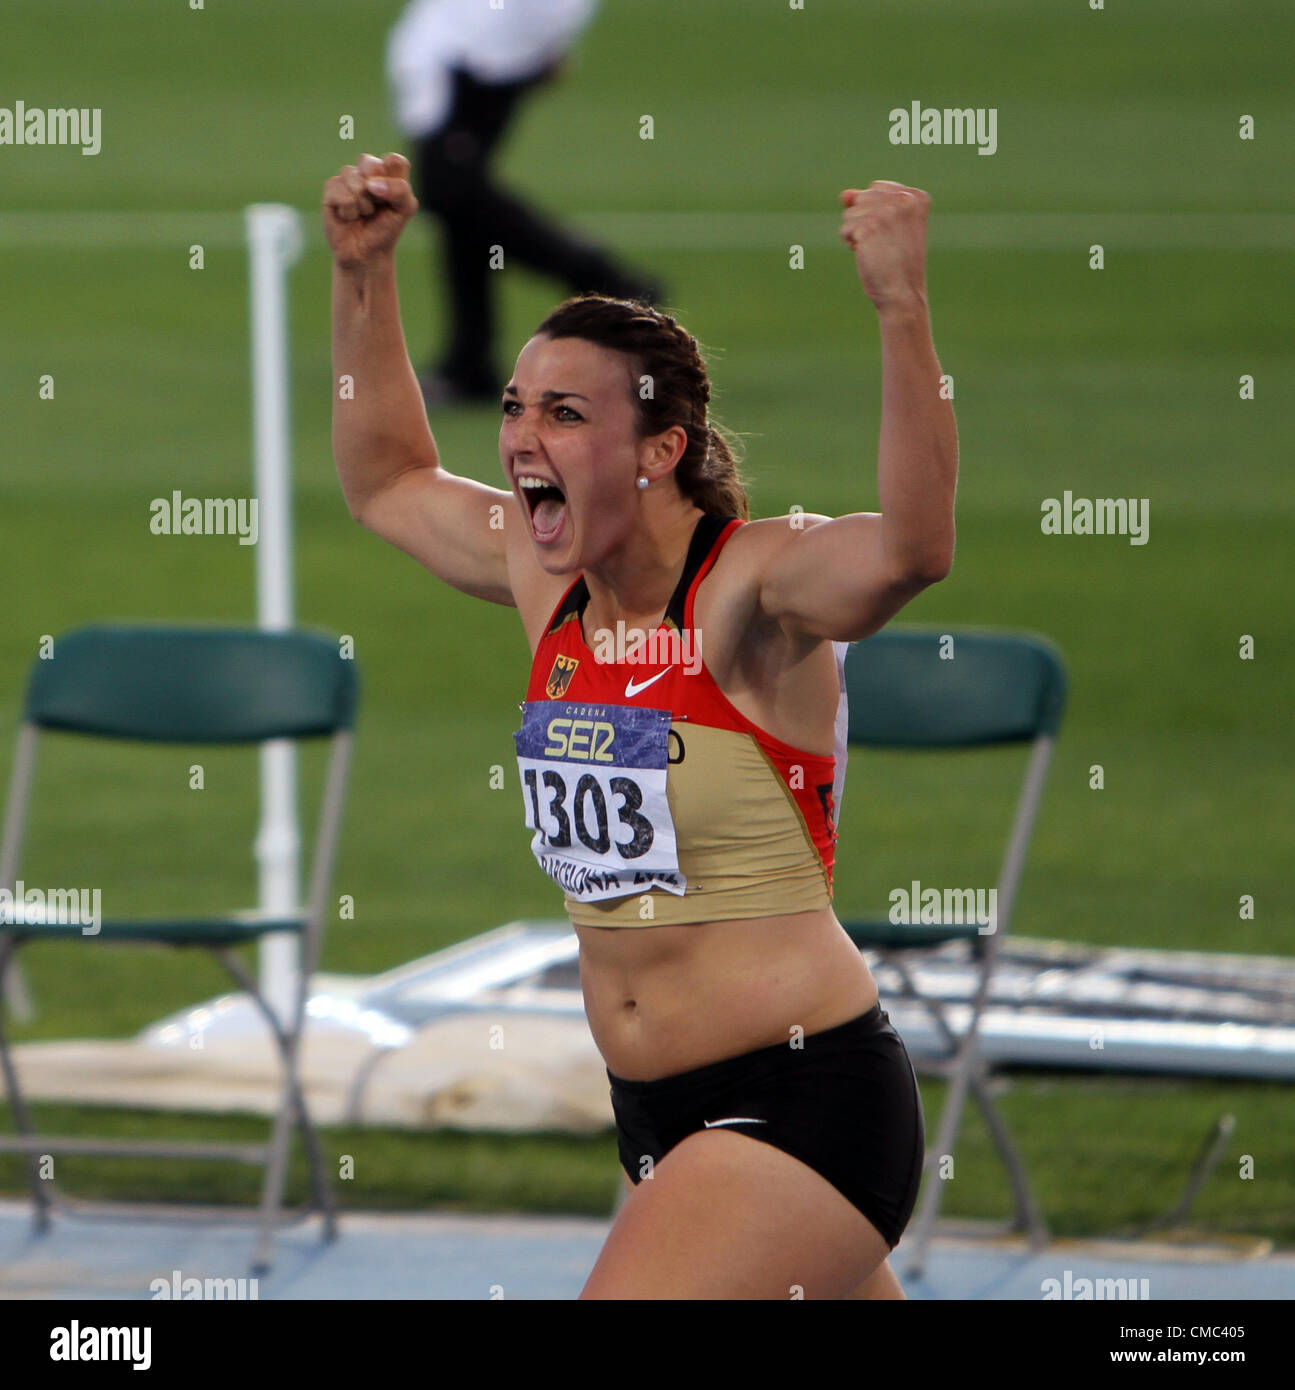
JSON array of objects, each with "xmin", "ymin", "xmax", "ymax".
[{"xmin": 388, "ymin": 0, "xmax": 666, "ymax": 407}]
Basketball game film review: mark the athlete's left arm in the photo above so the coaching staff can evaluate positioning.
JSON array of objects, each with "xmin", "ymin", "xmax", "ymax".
[{"xmin": 757, "ymin": 182, "xmax": 958, "ymax": 642}]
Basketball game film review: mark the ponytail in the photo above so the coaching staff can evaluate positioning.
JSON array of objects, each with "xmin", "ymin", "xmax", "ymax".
[{"xmin": 695, "ymin": 422, "xmax": 749, "ymax": 520}]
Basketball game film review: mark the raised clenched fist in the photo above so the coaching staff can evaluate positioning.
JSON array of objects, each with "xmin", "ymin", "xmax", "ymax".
[
  {"xmin": 839, "ymin": 181, "xmax": 931, "ymax": 312},
  {"xmin": 322, "ymin": 152, "xmax": 419, "ymax": 271}
]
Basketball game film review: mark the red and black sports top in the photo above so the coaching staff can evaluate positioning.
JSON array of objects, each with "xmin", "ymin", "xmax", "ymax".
[{"xmin": 514, "ymin": 513, "xmax": 848, "ymax": 927}]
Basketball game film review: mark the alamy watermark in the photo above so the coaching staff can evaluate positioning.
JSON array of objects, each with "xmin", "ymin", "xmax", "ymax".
[
  {"xmin": 1041, "ymin": 492, "xmax": 1149, "ymax": 545},
  {"xmin": 889, "ymin": 880, "xmax": 997, "ymax": 934},
  {"xmin": 1042, "ymin": 1269, "xmax": 1150, "ymax": 1300},
  {"xmin": 49, "ymin": 1323, "xmax": 150, "ymax": 1369},
  {"xmin": 149, "ymin": 491, "xmax": 259, "ymax": 545},
  {"xmin": 0, "ymin": 101, "xmax": 101, "ymax": 156},
  {"xmin": 889, "ymin": 101, "xmax": 997, "ymax": 156},
  {"xmin": 589, "ymin": 620, "xmax": 702, "ymax": 677},
  {"xmin": 0, "ymin": 881, "xmax": 101, "ymax": 936},
  {"xmin": 149, "ymin": 1268, "xmax": 259, "ymax": 1300}
]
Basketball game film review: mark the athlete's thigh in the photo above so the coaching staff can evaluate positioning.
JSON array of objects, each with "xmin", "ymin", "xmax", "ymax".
[
  {"xmin": 582, "ymin": 1129, "xmax": 890, "ymax": 1300},
  {"xmin": 844, "ymin": 1257, "xmax": 907, "ymax": 1300}
]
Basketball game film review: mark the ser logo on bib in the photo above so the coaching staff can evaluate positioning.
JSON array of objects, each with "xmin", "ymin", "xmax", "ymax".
[{"xmin": 514, "ymin": 702, "xmax": 686, "ymax": 903}]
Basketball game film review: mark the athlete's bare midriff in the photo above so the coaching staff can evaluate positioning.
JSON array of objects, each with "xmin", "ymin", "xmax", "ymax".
[{"xmin": 576, "ymin": 906, "xmax": 879, "ymax": 1080}]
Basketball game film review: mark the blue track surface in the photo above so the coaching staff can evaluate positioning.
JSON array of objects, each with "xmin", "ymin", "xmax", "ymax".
[{"xmin": 0, "ymin": 1201, "xmax": 1291, "ymax": 1300}]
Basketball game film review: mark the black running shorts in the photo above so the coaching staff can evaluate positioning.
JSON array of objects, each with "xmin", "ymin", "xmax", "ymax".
[{"xmin": 607, "ymin": 1002, "xmax": 925, "ymax": 1250}]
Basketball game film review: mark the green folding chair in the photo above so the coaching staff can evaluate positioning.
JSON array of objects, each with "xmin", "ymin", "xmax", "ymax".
[
  {"xmin": 0, "ymin": 625, "xmax": 358, "ymax": 1272},
  {"xmin": 839, "ymin": 627, "xmax": 1067, "ymax": 1276}
]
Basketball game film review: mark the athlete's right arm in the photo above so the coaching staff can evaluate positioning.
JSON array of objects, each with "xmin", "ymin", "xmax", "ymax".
[{"xmin": 325, "ymin": 153, "xmax": 515, "ymax": 607}]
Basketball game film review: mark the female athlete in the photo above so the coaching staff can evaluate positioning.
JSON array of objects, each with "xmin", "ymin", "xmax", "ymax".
[{"xmin": 324, "ymin": 152, "xmax": 958, "ymax": 1300}]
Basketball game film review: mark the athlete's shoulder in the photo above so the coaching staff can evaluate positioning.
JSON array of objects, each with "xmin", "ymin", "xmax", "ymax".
[
  {"xmin": 690, "ymin": 514, "xmax": 831, "ymax": 643},
  {"xmin": 716, "ymin": 513, "xmax": 836, "ymax": 567},
  {"xmin": 700, "ymin": 514, "xmax": 842, "ymax": 649}
]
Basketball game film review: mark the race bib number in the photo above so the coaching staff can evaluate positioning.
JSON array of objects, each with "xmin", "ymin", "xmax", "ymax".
[{"xmin": 514, "ymin": 702, "xmax": 686, "ymax": 903}]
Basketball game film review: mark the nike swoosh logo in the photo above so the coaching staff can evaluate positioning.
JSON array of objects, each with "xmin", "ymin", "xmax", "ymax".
[
  {"xmin": 703, "ymin": 1117, "xmax": 767, "ymax": 1128},
  {"xmin": 624, "ymin": 667, "xmax": 673, "ymax": 698}
]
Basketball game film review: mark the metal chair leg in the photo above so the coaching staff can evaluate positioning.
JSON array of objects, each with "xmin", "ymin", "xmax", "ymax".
[
  {"xmin": 891, "ymin": 954, "xmax": 1049, "ymax": 1271},
  {"xmin": 251, "ymin": 1074, "xmax": 296, "ymax": 1274},
  {"xmin": 217, "ymin": 949, "xmax": 337, "ymax": 1262},
  {"xmin": 899, "ymin": 1008, "xmax": 982, "ymax": 1278},
  {"xmin": 902, "ymin": 1132, "xmax": 949, "ymax": 1279},
  {"xmin": 965, "ymin": 1057, "xmax": 1048, "ymax": 1248},
  {"xmin": 0, "ymin": 936, "xmax": 53, "ymax": 1233},
  {"xmin": 918, "ymin": 977, "xmax": 1049, "ymax": 1248},
  {"xmin": 295, "ymin": 1094, "xmax": 337, "ymax": 1242}
]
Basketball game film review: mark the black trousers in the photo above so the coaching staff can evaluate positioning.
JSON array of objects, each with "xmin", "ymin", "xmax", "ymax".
[{"xmin": 413, "ymin": 65, "xmax": 655, "ymax": 393}]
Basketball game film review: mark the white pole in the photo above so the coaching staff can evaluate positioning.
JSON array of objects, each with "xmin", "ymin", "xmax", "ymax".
[{"xmin": 246, "ymin": 204, "xmax": 304, "ymax": 1021}]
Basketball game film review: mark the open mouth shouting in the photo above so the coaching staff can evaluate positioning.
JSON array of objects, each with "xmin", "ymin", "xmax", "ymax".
[{"xmin": 517, "ymin": 474, "xmax": 568, "ymax": 544}]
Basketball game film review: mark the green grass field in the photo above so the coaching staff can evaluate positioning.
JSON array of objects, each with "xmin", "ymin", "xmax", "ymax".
[{"xmin": 2, "ymin": 0, "xmax": 1292, "ymax": 1244}]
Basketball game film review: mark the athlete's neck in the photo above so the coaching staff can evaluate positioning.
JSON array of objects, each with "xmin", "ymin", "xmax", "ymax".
[{"xmin": 579, "ymin": 503, "xmax": 706, "ymax": 639}]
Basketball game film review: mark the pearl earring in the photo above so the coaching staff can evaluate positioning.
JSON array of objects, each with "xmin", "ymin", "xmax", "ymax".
[{"xmin": 636, "ymin": 476, "xmax": 649, "ymax": 490}]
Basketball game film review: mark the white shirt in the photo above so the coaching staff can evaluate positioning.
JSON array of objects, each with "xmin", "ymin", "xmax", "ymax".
[
  {"xmin": 831, "ymin": 640, "xmax": 850, "ymax": 828},
  {"xmin": 387, "ymin": 0, "xmax": 599, "ymax": 138}
]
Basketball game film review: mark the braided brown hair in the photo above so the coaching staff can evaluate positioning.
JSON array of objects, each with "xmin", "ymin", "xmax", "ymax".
[{"xmin": 532, "ymin": 293, "xmax": 750, "ymax": 520}]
